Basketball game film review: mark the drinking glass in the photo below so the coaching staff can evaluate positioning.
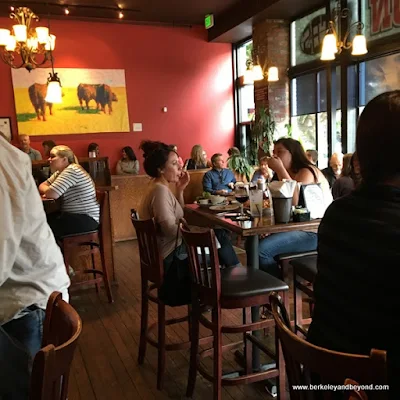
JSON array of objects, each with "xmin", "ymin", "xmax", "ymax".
[{"xmin": 235, "ymin": 186, "xmax": 249, "ymax": 218}]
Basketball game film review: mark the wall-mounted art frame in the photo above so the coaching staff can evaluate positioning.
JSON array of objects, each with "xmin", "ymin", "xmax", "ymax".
[
  {"xmin": 11, "ymin": 68, "xmax": 130, "ymax": 136},
  {"xmin": 0, "ymin": 117, "xmax": 12, "ymax": 141}
]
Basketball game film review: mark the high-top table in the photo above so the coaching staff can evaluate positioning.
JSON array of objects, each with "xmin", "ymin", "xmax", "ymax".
[{"xmin": 184, "ymin": 204, "xmax": 320, "ymax": 374}]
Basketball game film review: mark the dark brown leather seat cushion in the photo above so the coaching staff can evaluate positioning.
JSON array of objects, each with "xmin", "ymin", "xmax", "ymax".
[
  {"xmin": 290, "ymin": 255, "xmax": 318, "ymax": 283},
  {"xmin": 221, "ymin": 267, "xmax": 288, "ymax": 299}
]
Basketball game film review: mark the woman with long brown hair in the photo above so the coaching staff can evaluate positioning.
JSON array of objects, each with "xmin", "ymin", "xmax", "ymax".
[
  {"xmin": 185, "ymin": 144, "xmax": 208, "ymax": 170},
  {"xmin": 248, "ymin": 137, "xmax": 331, "ymax": 277}
]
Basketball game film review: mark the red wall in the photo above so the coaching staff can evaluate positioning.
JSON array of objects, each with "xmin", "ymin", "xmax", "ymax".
[{"xmin": 0, "ymin": 18, "xmax": 235, "ymax": 172}]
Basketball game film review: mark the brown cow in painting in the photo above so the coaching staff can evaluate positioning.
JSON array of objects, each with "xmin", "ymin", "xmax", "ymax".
[
  {"xmin": 95, "ymin": 84, "xmax": 118, "ymax": 115},
  {"xmin": 77, "ymin": 83, "xmax": 118, "ymax": 114},
  {"xmin": 77, "ymin": 83, "xmax": 98, "ymax": 110},
  {"xmin": 28, "ymin": 83, "xmax": 53, "ymax": 121}
]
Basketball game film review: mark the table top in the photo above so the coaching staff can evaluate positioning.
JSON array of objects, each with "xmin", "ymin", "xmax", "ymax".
[{"xmin": 184, "ymin": 204, "xmax": 320, "ymax": 237}]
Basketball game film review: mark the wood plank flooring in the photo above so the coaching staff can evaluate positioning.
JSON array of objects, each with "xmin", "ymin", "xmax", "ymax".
[{"xmin": 67, "ymin": 240, "xmax": 293, "ymax": 400}]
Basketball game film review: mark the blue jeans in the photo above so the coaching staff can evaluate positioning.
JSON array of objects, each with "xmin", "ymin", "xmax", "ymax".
[
  {"xmin": 247, "ymin": 231, "xmax": 317, "ymax": 278},
  {"xmin": 0, "ymin": 306, "xmax": 45, "ymax": 400}
]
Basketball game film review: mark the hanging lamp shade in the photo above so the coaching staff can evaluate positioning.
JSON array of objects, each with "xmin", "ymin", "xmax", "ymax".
[
  {"xmin": 351, "ymin": 34, "xmax": 367, "ymax": 55},
  {"xmin": 267, "ymin": 66, "xmax": 279, "ymax": 82},
  {"xmin": 252, "ymin": 64, "xmax": 264, "ymax": 81},
  {"xmin": 243, "ymin": 67, "xmax": 254, "ymax": 84},
  {"xmin": 45, "ymin": 73, "xmax": 62, "ymax": 103},
  {"xmin": 320, "ymin": 33, "xmax": 337, "ymax": 60}
]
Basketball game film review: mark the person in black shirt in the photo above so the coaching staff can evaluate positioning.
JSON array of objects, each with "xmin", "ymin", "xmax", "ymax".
[{"xmin": 308, "ymin": 91, "xmax": 400, "ymax": 398}]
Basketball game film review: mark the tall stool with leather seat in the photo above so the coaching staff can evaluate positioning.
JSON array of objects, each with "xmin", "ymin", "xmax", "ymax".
[
  {"xmin": 30, "ymin": 291, "xmax": 82, "ymax": 399},
  {"xmin": 181, "ymin": 226, "xmax": 289, "ymax": 400},
  {"xmin": 60, "ymin": 191, "xmax": 113, "ymax": 303},
  {"xmin": 131, "ymin": 217, "xmax": 210, "ymax": 390},
  {"xmin": 289, "ymin": 254, "xmax": 317, "ymax": 335}
]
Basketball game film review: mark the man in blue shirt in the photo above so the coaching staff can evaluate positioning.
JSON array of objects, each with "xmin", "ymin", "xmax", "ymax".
[{"xmin": 203, "ymin": 153, "xmax": 236, "ymax": 195}]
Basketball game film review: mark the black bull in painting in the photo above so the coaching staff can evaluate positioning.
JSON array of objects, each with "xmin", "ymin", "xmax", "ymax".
[{"xmin": 77, "ymin": 83, "xmax": 118, "ymax": 114}]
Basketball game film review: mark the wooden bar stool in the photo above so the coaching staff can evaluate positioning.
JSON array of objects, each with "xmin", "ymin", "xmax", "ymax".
[
  {"xmin": 60, "ymin": 191, "xmax": 113, "ymax": 303},
  {"xmin": 131, "ymin": 217, "xmax": 210, "ymax": 390},
  {"xmin": 289, "ymin": 254, "xmax": 317, "ymax": 336},
  {"xmin": 181, "ymin": 226, "xmax": 289, "ymax": 400},
  {"xmin": 30, "ymin": 292, "xmax": 82, "ymax": 399}
]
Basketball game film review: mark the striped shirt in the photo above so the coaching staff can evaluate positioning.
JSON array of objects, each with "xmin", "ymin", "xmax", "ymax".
[{"xmin": 47, "ymin": 164, "xmax": 100, "ymax": 223}]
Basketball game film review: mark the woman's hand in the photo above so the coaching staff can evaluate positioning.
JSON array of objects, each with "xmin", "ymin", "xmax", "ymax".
[
  {"xmin": 176, "ymin": 170, "xmax": 190, "ymax": 192},
  {"xmin": 267, "ymin": 156, "xmax": 285, "ymax": 173}
]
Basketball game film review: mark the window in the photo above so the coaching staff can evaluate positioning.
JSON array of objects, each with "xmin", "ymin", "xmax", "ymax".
[
  {"xmin": 290, "ymin": 71, "xmax": 330, "ymax": 168},
  {"xmin": 235, "ymin": 40, "xmax": 255, "ymax": 151},
  {"xmin": 360, "ymin": 53, "xmax": 400, "ymax": 105},
  {"xmin": 290, "ymin": 8, "xmax": 327, "ymax": 67},
  {"xmin": 236, "ymin": 40, "xmax": 254, "ymax": 123}
]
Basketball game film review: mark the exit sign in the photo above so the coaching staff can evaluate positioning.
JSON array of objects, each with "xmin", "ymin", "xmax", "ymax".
[{"xmin": 205, "ymin": 14, "xmax": 214, "ymax": 29}]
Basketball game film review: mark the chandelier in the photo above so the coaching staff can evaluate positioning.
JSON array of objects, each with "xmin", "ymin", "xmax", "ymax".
[
  {"xmin": 0, "ymin": 7, "xmax": 56, "ymax": 71},
  {"xmin": 321, "ymin": 0, "xmax": 367, "ymax": 61},
  {"xmin": 243, "ymin": 45, "xmax": 279, "ymax": 84}
]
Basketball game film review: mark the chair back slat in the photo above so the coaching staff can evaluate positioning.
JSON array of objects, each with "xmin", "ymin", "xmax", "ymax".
[
  {"xmin": 131, "ymin": 217, "xmax": 164, "ymax": 286},
  {"xmin": 269, "ymin": 293, "xmax": 388, "ymax": 400},
  {"xmin": 180, "ymin": 226, "xmax": 221, "ymax": 305},
  {"xmin": 30, "ymin": 292, "xmax": 82, "ymax": 400}
]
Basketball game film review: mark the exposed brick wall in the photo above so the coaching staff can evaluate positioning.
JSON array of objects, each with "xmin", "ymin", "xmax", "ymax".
[{"xmin": 252, "ymin": 19, "xmax": 290, "ymax": 139}]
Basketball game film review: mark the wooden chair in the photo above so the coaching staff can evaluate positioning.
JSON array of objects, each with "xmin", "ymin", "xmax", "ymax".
[
  {"xmin": 269, "ymin": 293, "xmax": 388, "ymax": 400},
  {"xmin": 290, "ymin": 254, "xmax": 317, "ymax": 335},
  {"xmin": 181, "ymin": 226, "xmax": 289, "ymax": 400},
  {"xmin": 61, "ymin": 191, "xmax": 113, "ymax": 303},
  {"xmin": 131, "ymin": 217, "xmax": 204, "ymax": 390},
  {"xmin": 344, "ymin": 379, "xmax": 369, "ymax": 400},
  {"xmin": 30, "ymin": 291, "xmax": 82, "ymax": 400}
]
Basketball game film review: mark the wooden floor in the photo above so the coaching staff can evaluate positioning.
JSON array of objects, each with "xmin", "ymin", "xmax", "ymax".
[{"xmin": 67, "ymin": 240, "xmax": 294, "ymax": 400}]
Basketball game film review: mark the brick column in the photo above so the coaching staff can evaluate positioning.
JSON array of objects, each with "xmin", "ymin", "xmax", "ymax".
[{"xmin": 252, "ymin": 19, "xmax": 290, "ymax": 139}]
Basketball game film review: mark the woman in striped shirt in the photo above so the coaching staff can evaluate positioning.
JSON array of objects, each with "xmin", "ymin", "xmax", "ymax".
[{"xmin": 39, "ymin": 145, "xmax": 100, "ymax": 238}]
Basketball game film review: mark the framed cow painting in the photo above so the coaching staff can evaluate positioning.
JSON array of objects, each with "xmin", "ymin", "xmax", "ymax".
[{"xmin": 11, "ymin": 68, "xmax": 130, "ymax": 135}]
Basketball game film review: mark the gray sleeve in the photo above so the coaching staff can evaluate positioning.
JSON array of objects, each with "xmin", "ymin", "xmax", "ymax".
[{"xmin": 150, "ymin": 186, "xmax": 179, "ymax": 239}]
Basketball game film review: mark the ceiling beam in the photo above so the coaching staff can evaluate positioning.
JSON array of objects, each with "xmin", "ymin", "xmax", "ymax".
[{"xmin": 208, "ymin": 0, "xmax": 280, "ymax": 42}]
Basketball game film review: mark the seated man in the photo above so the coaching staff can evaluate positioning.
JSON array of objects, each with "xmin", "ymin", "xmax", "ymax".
[
  {"xmin": 203, "ymin": 153, "xmax": 236, "ymax": 195},
  {"xmin": 0, "ymin": 133, "xmax": 70, "ymax": 399},
  {"xmin": 321, "ymin": 152, "xmax": 343, "ymax": 188},
  {"xmin": 19, "ymin": 134, "xmax": 42, "ymax": 161},
  {"xmin": 308, "ymin": 91, "xmax": 400, "ymax": 397},
  {"xmin": 306, "ymin": 149, "xmax": 318, "ymax": 165}
]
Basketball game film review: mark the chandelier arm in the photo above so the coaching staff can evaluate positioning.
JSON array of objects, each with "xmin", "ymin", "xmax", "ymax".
[
  {"xmin": 1, "ymin": 50, "xmax": 26, "ymax": 69},
  {"xmin": 343, "ymin": 21, "xmax": 364, "ymax": 49}
]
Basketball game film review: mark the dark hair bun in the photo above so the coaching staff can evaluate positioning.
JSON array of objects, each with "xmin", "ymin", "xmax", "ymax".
[
  {"xmin": 139, "ymin": 140, "xmax": 171, "ymax": 178},
  {"xmin": 139, "ymin": 140, "xmax": 169, "ymax": 159}
]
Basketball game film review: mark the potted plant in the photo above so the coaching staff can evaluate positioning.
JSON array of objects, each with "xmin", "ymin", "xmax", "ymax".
[
  {"xmin": 247, "ymin": 107, "xmax": 276, "ymax": 166},
  {"xmin": 227, "ymin": 151, "xmax": 253, "ymax": 183}
]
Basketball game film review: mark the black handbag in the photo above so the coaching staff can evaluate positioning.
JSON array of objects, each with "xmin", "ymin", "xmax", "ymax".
[{"xmin": 158, "ymin": 226, "xmax": 192, "ymax": 307}]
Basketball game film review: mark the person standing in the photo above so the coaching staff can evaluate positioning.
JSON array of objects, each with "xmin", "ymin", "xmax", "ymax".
[
  {"xmin": 0, "ymin": 135, "xmax": 70, "ymax": 399},
  {"xmin": 19, "ymin": 134, "xmax": 42, "ymax": 161}
]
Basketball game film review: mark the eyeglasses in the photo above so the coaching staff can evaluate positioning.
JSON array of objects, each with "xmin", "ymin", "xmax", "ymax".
[{"xmin": 48, "ymin": 154, "xmax": 57, "ymax": 159}]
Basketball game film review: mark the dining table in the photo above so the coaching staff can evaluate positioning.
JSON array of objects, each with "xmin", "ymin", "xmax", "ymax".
[{"xmin": 184, "ymin": 203, "xmax": 320, "ymax": 380}]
